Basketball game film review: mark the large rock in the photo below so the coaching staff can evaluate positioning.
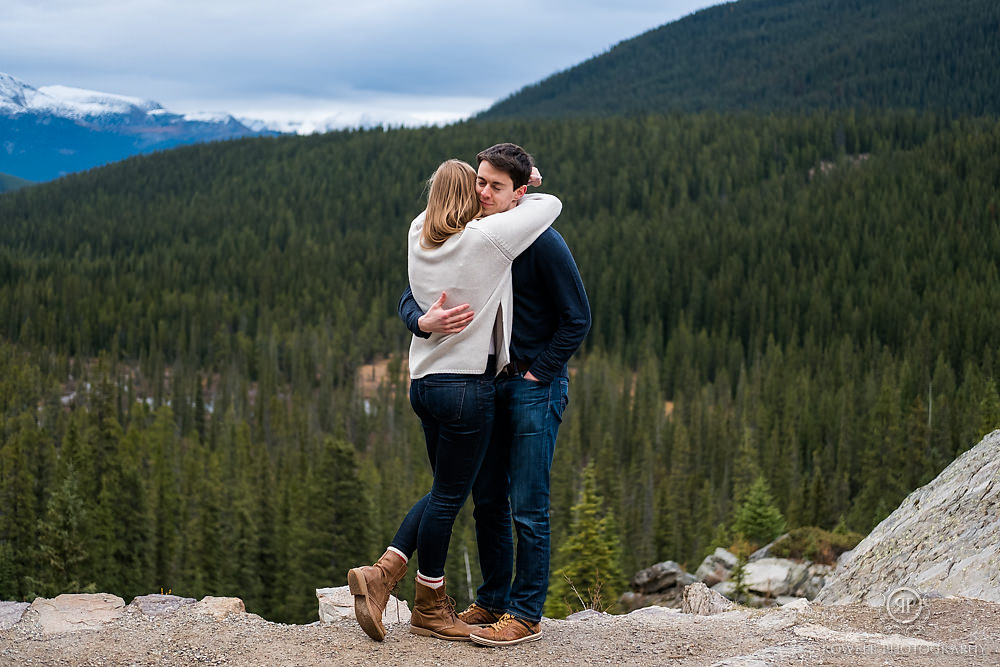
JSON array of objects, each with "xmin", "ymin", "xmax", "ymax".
[
  {"xmin": 192, "ymin": 596, "xmax": 245, "ymax": 620},
  {"xmin": 619, "ymin": 561, "xmax": 699, "ymax": 611},
  {"xmin": 29, "ymin": 593, "xmax": 125, "ymax": 634},
  {"xmin": 316, "ymin": 586, "xmax": 411, "ymax": 625},
  {"xmin": 0, "ymin": 601, "xmax": 29, "ymax": 630},
  {"xmin": 127, "ymin": 594, "xmax": 196, "ymax": 617},
  {"xmin": 695, "ymin": 548, "xmax": 739, "ymax": 587},
  {"xmin": 682, "ymin": 582, "xmax": 735, "ymax": 615},
  {"xmin": 711, "ymin": 558, "xmax": 827, "ymax": 607},
  {"xmin": 743, "ymin": 558, "xmax": 810, "ymax": 598},
  {"xmin": 818, "ymin": 430, "xmax": 1000, "ymax": 605},
  {"xmin": 631, "ymin": 560, "xmax": 698, "ymax": 595}
]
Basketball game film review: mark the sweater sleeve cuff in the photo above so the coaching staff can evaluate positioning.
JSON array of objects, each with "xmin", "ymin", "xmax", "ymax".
[
  {"xmin": 527, "ymin": 360, "xmax": 558, "ymax": 384},
  {"xmin": 407, "ymin": 313, "xmax": 431, "ymax": 339}
]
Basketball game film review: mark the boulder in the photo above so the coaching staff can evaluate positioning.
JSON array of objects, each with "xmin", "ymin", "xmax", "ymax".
[
  {"xmin": 695, "ymin": 548, "xmax": 739, "ymax": 587},
  {"xmin": 682, "ymin": 582, "xmax": 735, "ymax": 615},
  {"xmin": 711, "ymin": 580, "xmax": 735, "ymax": 597},
  {"xmin": 618, "ymin": 561, "xmax": 699, "ymax": 611},
  {"xmin": 316, "ymin": 586, "xmax": 410, "ymax": 625},
  {"xmin": 127, "ymin": 594, "xmax": 196, "ymax": 617},
  {"xmin": 193, "ymin": 596, "xmax": 245, "ymax": 620},
  {"xmin": 817, "ymin": 430, "xmax": 1000, "ymax": 605},
  {"xmin": 29, "ymin": 593, "xmax": 125, "ymax": 634},
  {"xmin": 0, "ymin": 601, "xmax": 29, "ymax": 630},
  {"xmin": 631, "ymin": 561, "xmax": 698, "ymax": 595},
  {"xmin": 743, "ymin": 558, "xmax": 809, "ymax": 598}
]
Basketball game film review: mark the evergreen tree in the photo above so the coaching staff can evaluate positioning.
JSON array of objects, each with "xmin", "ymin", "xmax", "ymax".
[
  {"xmin": 546, "ymin": 464, "xmax": 625, "ymax": 618},
  {"xmin": 148, "ymin": 406, "xmax": 181, "ymax": 593},
  {"xmin": 732, "ymin": 476, "xmax": 786, "ymax": 549},
  {"xmin": 977, "ymin": 378, "xmax": 1000, "ymax": 440},
  {"xmin": 0, "ymin": 421, "xmax": 38, "ymax": 599},
  {"xmin": 32, "ymin": 466, "xmax": 96, "ymax": 595},
  {"xmin": 656, "ymin": 420, "xmax": 693, "ymax": 560},
  {"xmin": 319, "ymin": 436, "xmax": 376, "ymax": 585},
  {"xmin": 731, "ymin": 426, "xmax": 762, "ymax": 504}
]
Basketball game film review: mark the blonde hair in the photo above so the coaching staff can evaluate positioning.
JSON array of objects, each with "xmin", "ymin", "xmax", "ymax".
[{"xmin": 420, "ymin": 159, "xmax": 482, "ymax": 248}]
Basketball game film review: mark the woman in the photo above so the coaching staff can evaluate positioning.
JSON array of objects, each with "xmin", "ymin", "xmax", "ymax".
[{"xmin": 348, "ymin": 158, "xmax": 561, "ymax": 642}]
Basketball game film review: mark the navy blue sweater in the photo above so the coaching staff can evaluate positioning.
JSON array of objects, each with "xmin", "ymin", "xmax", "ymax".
[{"xmin": 398, "ymin": 227, "xmax": 591, "ymax": 383}]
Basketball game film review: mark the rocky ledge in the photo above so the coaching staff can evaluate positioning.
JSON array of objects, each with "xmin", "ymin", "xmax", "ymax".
[{"xmin": 2, "ymin": 589, "xmax": 998, "ymax": 666}]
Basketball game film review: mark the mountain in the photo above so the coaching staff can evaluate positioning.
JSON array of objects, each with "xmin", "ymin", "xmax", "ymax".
[
  {"xmin": 0, "ymin": 172, "xmax": 34, "ymax": 193},
  {"xmin": 478, "ymin": 0, "xmax": 1000, "ymax": 119},
  {"xmin": 0, "ymin": 72, "xmax": 277, "ymax": 182}
]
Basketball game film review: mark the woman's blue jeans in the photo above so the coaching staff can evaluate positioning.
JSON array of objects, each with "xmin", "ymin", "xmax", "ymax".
[{"xmin": 389, "ymin": 368, "xmax": 496, "ymax": 578}]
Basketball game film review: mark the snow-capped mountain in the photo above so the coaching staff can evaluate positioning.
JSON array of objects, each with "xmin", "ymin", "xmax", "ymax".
[
  {"xmin": 1, "ymin": 74, "xmax": 160, "ymax": 119},
  {"xmin": 1, "ymin": 72, "xmax": 278, "ymax": 182}
]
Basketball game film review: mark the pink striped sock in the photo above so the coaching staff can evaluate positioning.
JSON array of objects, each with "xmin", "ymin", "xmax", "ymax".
[{"xmin": 416, "ymin": 572, "xmax": 444, "ymax": 589}]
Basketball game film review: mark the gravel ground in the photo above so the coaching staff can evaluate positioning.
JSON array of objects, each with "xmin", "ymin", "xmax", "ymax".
[{"xmin": 2, "ymin": 597, "xmax": 999, "ymax": 666}]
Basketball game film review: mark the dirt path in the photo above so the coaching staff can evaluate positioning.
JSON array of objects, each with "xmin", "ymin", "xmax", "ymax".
[{"xmin": 3, "ymin": 597, "xmax": 999, "ymax": 666}]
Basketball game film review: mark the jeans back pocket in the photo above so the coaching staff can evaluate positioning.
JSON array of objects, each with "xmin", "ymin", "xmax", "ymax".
[{"xmin": 417, "ymin": 379, "xmax": 468, "ymax": 424}]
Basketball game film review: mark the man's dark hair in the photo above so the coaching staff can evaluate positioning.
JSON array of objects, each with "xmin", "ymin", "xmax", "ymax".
[{"xmin": 476, "ymin": 143, "xmax": 534, "ymax": 190}]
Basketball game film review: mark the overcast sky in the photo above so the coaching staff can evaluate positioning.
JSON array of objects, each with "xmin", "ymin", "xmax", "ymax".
[{"xmin": 2, "ymin": 0, "xmax": 720, "ymax": 129}]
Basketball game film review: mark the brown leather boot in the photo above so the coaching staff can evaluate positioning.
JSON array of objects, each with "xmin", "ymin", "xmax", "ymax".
[
  {"xmin": 347, "ymin": 550, "xmax": 408, "ymax": 641},
  {"xmin": 409, "ymin": 579, "xmax": 476, "ymax": 641}
]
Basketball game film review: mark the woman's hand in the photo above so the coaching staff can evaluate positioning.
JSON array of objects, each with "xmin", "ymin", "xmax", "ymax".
[
  {"xmin": 417, "ymin": 291, "xmax": 474, "ymax": 334},
  {"xmin": 528, "ymin": 167, "xmax": 542, "ymax": 188}
]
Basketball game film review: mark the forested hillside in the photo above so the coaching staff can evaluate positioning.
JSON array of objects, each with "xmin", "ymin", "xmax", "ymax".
[
  {"xmin": 1, "ymin": 111, "xmax": 999, "ymax": 622},
  {"xmin": 0, "ymin": 172, "xmax": 33, "ymax": 193},
  {"xmin": 479, "ymin": 0, "xmax": 1000, "ymax": 119}
]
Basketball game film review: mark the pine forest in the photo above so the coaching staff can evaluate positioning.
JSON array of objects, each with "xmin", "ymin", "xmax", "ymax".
[{"xmin": 1, "ymin": 110, "xmax": 1000, "ymax": 622}]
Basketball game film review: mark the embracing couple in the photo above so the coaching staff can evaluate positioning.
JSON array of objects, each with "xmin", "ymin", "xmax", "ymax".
[{"xmin": 348, "ymin": 143, "xmax": 590, "ymax": 647}]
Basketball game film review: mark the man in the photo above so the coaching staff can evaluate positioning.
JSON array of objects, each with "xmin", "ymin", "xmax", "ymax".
[{"xmin": 398, "ymin": 142, "xmax": 591, "ymax": 646}]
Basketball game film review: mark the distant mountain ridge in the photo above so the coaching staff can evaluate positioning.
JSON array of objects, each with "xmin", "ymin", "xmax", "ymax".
[
  {"xmin": 479, "ymin": 0, "xmax": 1000, "ymax": 119},
  {"xmin": 0, "ymin": 72, "xmax": 277, "ymax": 182},
  {"xmin": 0, "ymin": 172, "xmax": 34, "ymax": 193}
]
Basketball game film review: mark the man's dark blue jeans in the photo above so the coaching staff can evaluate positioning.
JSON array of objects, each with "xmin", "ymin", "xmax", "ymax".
[
  {"xmin": 471, "ymin": 373, "xmax": 569, "ymax": 623},
  {"xmin": 390, "ymin": 368, "xmax": 496, "ymax": 578}
]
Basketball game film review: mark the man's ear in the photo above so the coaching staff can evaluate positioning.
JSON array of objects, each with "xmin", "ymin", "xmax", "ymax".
[{"xmin": 513, "ymin": 185, "xmax": 527, "ymax": 201}]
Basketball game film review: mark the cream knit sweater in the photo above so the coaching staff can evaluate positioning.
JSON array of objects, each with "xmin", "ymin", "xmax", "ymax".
[{"xmin": 407, "ymin": 193, "xmax": 562, "ymax": 379}]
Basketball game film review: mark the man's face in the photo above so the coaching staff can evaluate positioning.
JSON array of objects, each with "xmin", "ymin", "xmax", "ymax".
[{"xmin": 476, "ymin": 160, "xmax": 525, "ymax": 216}]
